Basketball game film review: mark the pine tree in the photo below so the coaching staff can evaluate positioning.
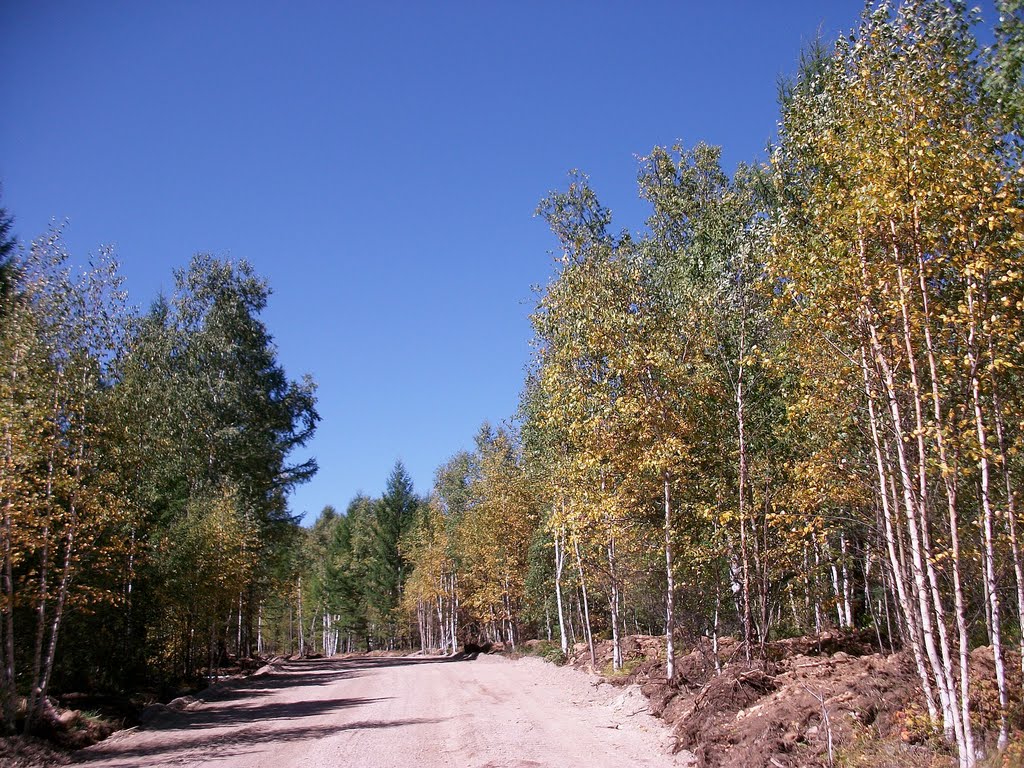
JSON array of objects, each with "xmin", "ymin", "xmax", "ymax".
[{"xmin": 366, "ymin": 462, "xmax": 419, "ymax": 647}]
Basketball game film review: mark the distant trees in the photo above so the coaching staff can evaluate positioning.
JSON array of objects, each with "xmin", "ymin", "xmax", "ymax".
[
  {"xmin": 294, "ymin": 446, "xmax": 540, "ymax": 656},
  {"xmin": 282, "ymin": 465, "xmax": 426, "ymax": 655},
  {"xmin": 368, "ymin": 463, "xmax": 420, "ymax": 644}
]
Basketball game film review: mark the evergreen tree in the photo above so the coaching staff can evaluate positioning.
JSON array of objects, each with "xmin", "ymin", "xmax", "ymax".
[
  {"xmin": 0, "ymin": 201, "xmax": 17, "ymax": 305},
  {"xmin": 114, "ymin": 254, "xmax": 319, "ymax": 679},
  {"xmin": 366, "ymin": 462, "xmax": 419, "ymax": 646}
]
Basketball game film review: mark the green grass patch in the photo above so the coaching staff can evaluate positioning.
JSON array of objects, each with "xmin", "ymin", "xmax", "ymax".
[{"xmin": 601, "ymin": 657, "xmax": 641, "ymax": 678}]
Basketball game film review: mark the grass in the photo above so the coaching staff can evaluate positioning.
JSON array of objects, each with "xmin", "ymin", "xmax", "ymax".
[
  {"xmin": 601, "ymin": 657, "xmax": 642, "ymax": 679},
  {"xmin": 518, "ymin": 640, "xmax": 568, "ymax": 666},
  {"xmin": 835, "ymin": 719, "xmax": 954, "ymax": 768}
]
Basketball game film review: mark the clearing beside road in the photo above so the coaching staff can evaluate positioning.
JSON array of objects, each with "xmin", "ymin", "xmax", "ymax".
[{"xmin": 71, "ymin": 654, "xmax": 693, "ymax": 768}]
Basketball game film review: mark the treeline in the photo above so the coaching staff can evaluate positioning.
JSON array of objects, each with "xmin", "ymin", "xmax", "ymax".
[
  {"xmin": 0, "ymin": 226, "xmax": 318, "ymax": 732},
  {"xmin": 271, "ymin": 462, "xmax": 423, "ymax": 655},
  {"xmin": 298, "ymin": 3, "xmax": 1024, "ymax": 766},
  {"xmin": 296, "ymin": 427, "xmax": 536, "ymax": 656}
]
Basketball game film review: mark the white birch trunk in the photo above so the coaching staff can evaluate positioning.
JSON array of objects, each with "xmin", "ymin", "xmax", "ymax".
[
  {"xmin": 554, "ymin": 523, "xmax": 568, "ymax": 655},
  {"xmin": 664, "ymin": 475, "xmax": 675, "ymax": 679},
  {"xmin": 572, "ymin": 532, "xmax": 595, "ymax": 665}
]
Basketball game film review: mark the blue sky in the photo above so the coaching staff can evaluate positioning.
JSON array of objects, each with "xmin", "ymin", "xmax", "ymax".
[{"xmin": 2, "ymin": 0, "xmax": 950, "ymax": 521}]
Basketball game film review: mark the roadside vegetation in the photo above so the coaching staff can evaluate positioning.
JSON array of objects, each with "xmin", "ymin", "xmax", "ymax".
[{"xmin": 0, "ymin": 235, "xmax": 319, "ymax": 737}]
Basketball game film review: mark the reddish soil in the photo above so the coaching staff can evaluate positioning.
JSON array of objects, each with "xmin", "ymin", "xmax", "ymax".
[{"xmin": 562, "ymin": 631, "xmax": 1024, "ymax": 768}]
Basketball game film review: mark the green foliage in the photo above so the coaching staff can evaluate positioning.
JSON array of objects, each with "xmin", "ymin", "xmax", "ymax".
[
  {"xmin": 110, "ymin": 254, "xmax": 319, "ymax": 677},
  {"xmin": 0, "ymin": 200, "xmax": 16, "ymax": 304},
  {"xmin": 365, "ymin": 462, "xmax": 420, "ymax": 643},
  {"xmin": 0, "ymin": 236, "xmax": 319, "ymax": 726},
  {"xmin": 521, "ymin": 639, "xmax": 567, "ymax": 666},
  {"xmin": 986, "ymin": 0, "xmax": 1024, "ymax": 132}
]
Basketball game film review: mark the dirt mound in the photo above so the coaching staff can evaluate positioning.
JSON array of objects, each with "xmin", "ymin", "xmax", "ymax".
[
  {"xmin": 685, "ymin": 650, "xmax": 921, "ymax": 768},
  {"xmin": 765, "ymin": 628, "xmax": 880, "ymax": 660},
  {"xmin": 570, "ymin": 631, "xmax": 978, "ymax": 768},
  {"xmin": 0, "ymin": 734, "xmax": 71, "ymax": 767},
  {"xmin": 676, "ymin": 668, "xmax": 777, "ymax": 750},
  {"xmin": 565, "ymin": 634, "xmax": 671, "ymax": 676},
  {"xmin": 0, "ymin": 705, "xmax": 119, "ymax": 767}
]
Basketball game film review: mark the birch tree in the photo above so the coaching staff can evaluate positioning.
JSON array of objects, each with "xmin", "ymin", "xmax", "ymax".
[
  {"xmin": 772, "ymin": 2, "xmax": 1024, "ymax": 762},
  {"xmin": 0, "ymin": 229, "xmax": 131, "ymax": 731}
]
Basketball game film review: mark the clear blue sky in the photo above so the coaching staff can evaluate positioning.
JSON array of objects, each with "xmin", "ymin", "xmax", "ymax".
[{"xmin": 3, "ymin": 0, "xmax": 968, "ymax": 521}]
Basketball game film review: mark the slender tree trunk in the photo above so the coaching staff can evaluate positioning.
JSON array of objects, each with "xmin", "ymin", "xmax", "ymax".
[
  {"xmin": 737, "ymin": 345, "xmax": 752, "ymax": 663},
  {"xmin": 827, "ymin": 538, "xmax": 846, "ymax": 629},
  {"xmin": 989, "ymin": 351, "xmax": 1024, "ymax": 679},
  {"xmin": 607, "ymin": 536, "xmax": 622, "ymax": 671},
  {"xmin": 966, "ymin": 282, "xmax": 1008, "ymax": 749},
  {"xmin": 911, "ymin": 227, "xmax": 976, "ymax": 760},
  {"xmin": 26, "ymin": 383, "xmax": 61, "ymax": 731},
  {"xmin": 664, "ymin": 475, "xmax": 675, "ymax": 679},
  {"xmin": 34, "ymin": 437, "xmax": 85, "ymax": 729},
  {"xmin": 572, "ymin": 532, "xmax": 595, "ymax": 665},
  {"xmin": 864, "ymin": 549, "xmax": 883, "ymax": 651},
  {"xmin": 898, "ymin": 255, "xmax": 975, "ymax": 760},
  {"xmin": 451, "ymin": 572, "xmax": 459, "ymax": 653},
  {"xmin": 840, "ymin": 533, "xmax": 853, "ymax": 629},
  {"xmin": 1, "ymin": 491, "xmax": 14, "ymax": 734},
  {"xmin": 554, "ymin": 523, "xmax": 568, "ymax": 655},
  {"xmin": 297, "ymin": 577, "xmax": 304, "ymax": 656},
  {"xmin": 712, "ymin": 589, "xmax": 722, "ymax": 674},
  {"xmin": 436, "ymin": 587, "xmax": 446, "ymax": 653},
  {"xmin": 861, "ymin": 231, "xmax": 964, "ymax": 759},
  {"xmin": 869, "ymin": 318, "xmax": 959, "ymax": 744},
  {"xmin": 861, "ymin": 343, "xmax": 938, "ymax": 721},
  {"xmin": 0, "ymin": 348, "xmax": 17, "ymax": 734}
]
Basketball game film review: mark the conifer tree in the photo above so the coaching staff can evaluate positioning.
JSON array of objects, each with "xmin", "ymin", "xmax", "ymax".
[{"xmin": 366, "ymin": 462, "xmax": 419, "ymax": 646}]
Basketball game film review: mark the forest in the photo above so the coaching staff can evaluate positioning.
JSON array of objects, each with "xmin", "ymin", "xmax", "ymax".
[
  {"xmin": 0, "ymin": 235, "xmax": 320, "ymax": 732},
  {"xmin": 2, "ymin": 2, "xmax": 1024, "ymax": 766}
]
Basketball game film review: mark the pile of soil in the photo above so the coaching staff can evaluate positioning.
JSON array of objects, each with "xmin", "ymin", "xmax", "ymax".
[
  {"xmin": 566, "ymin": 630, "xmax": 1020, "ymax": 768},
  {"xmin": 563, "ymin": 634, "xmax": 678, "ymax": 675},
  {"xmin": 0, "ymin": 735, "xmax": 71, "ymax": 768},
  {"xmin": 0, "ymin": 705, "xmax": 122, "ymax": 768}
]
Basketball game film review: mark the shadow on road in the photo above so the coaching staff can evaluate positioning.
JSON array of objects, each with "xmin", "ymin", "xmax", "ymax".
[
  {"xmin": 73, "ymin": 715, "xmax": 443, "ymax": 765},
  {"xmin": 336, "ymin": 651, "xmax": 486, "ymax": 670},
  {"xmin": 71, "ymin": 654, "xmax": 462, "ymax": 766}
]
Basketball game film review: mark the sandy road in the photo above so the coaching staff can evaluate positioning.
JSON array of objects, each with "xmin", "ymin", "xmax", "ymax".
[{"xmin": 73, "ymin": 654, "xmax": 693, "ymax": 768}]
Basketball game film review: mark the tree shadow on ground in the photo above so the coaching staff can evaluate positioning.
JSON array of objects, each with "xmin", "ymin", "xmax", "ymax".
[
  {"xmin": 337, "ymin": 651, "xmax": 484, "ymax": 670},
  {"xmin": 72, "ymin": 715, "xmax": 443, "ymax": 765},
  {"xmin": 71, "ymin": 653, "xmax": 470, "ymax": 766},
  {"xmin": 69, "ymin": 651, "xmax": 471, "ymax": 765}
]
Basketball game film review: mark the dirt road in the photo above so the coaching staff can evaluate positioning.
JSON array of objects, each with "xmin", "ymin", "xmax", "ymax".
[{"xmin": 73, "ymin": 654, "xmax": 693, "ymax": 768}]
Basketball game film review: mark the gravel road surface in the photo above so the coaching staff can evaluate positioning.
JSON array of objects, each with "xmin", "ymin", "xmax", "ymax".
[{"xmin": 73, "ymin": 654, "xmax": 693, "ymax": 767}]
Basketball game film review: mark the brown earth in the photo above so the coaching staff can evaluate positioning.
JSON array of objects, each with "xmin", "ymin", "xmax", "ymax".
[{"xmin": 560, "ymin": 631, "xmax": 1024, "ymax": 768}]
